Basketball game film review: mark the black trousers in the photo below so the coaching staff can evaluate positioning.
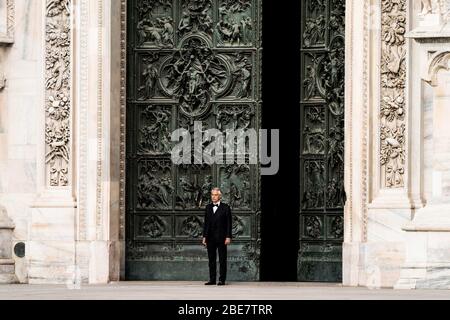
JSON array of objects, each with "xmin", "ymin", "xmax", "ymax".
[{"xmin": 206, "ymin": 238, "xmax": 227, "ymax": 283}]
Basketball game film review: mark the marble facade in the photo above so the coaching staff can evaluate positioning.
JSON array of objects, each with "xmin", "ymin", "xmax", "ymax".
[{"xmin": 0, "ymin": 0, "xmax": 449, "ymax": 289}]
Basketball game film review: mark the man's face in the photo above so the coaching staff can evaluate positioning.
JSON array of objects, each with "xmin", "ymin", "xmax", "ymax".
[{"xmin": 211, "ymin": 190, "xmax": 221, "ymax": 204}]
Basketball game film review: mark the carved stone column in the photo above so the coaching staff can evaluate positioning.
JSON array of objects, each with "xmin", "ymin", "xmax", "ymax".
[
  {"xmin": 0, "ymin": 206, "xmax": 17, "ymax": 284},
  {"xmin": 369, "ymin": 0, "xmax": 419, "ymax": 209}
]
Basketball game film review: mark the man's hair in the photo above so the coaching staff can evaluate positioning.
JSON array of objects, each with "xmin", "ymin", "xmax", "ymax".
[{"xmin": 211, "ymin": 187, "xmax": 222, "ymax": 195}]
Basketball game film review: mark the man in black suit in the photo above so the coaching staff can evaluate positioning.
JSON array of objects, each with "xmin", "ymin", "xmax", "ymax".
[{"xmin": 202, "ymin": 188, "xmax": 232, "ymax": 286}]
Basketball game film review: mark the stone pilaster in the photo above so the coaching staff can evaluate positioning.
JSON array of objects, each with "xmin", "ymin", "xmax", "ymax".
[{"xmin": 28, "ymin": 0, "xmax": 77, "ymax": 284}]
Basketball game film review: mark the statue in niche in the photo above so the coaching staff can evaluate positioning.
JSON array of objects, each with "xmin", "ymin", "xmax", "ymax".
[
  {"xmin": 419, "ymin": 0, "xmax": 449, "ymax": 18},
  {"xmin": 420, "ymin": 0, "xmax": 433, "ymax": 15}
]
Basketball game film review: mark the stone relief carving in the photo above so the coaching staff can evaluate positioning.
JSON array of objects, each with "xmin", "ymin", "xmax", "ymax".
[
  {"xmin": 420, "ymin": 0, "xmax": 434, "ymax": 15},
  {"xmin": 380, "ymin": 0, "xmax": 407, "ymax": 188},
  {"xmin": 420, "ymin": 0, "xmax": 445, "ymax": 15},
  {"xmin": 44, "ymin": 0, "xmax": 71, "ymax": 187},
  {"xmin": 0, "ymin": 0, "xmax": 14, "ymax": 43},
  {"xmin": 418, "ymin": 0, "xmax": 450, "ymax": 23}
]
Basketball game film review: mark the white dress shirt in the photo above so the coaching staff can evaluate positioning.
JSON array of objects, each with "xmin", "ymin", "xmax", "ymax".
[{"xmin": 213, "ymin": 201, "xmax": 221, "ymax": 214}]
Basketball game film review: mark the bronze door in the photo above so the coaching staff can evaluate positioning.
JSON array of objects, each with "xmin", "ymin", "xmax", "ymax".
[
  {"xmin": 126, "ymin": 0, "xmax": 262, "ymax": 281},
  {"xmin": 299, "ymin": 0, "xmax": 345, "ymax": 282}
]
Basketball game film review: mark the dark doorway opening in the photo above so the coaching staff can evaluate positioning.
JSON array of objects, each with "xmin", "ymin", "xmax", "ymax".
[
  {"xmin": 260, "ymin": 0, "xmax": 301, "ymax": 282},
  {"xmin": 260, "ymin": 0, "xmax": 345, "ymax": 283}
]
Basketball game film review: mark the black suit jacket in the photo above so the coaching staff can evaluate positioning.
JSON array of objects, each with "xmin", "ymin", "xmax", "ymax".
[{"xmin": 202, "ymin": 203, "xmax": 233, "ymax": 242}]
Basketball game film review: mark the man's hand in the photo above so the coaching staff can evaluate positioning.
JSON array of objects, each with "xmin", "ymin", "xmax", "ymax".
[
  {"xmin": 225, "ymin": 238, "xmax": 231, "ymax": 246},
  {"xmin": 202, "ymin": 237, "xmax": 207, "ymax": 247}
]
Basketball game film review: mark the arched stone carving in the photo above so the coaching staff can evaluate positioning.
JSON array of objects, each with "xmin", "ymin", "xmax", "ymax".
[{"xmin": 423, "ymin": 51, "xmax": 450, "ymax": 87}]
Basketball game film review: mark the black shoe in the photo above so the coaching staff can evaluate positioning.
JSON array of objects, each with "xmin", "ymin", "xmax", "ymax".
[
  {"xmin": 217, "ymin": 281, "xmax": 226, "ymax": 286},
  {"xmin": 205, "ymin": 281, "xmax": 216, "ymax": 285}
]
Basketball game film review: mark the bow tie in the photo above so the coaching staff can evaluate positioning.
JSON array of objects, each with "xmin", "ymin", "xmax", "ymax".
[{"xmin": 213, "ymin": 204, "xmax": 219, "ymax": 207}]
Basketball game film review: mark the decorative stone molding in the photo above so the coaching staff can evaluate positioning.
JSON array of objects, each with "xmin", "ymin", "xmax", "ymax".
[
  {"xmin": 380, "ymin": 0, "xmax": 407, "ymax": 189},
  {"xmin": 343, "ymin": 0, "xmax": 371, "ymax": 286},
  {"xmin": 44, "ymin": 0, "xmax": 72, "ymax": 188},
  {"xmin": 0, "ymin": 0, "xmax": 14, "ymax": 44},
  {"xmin": 119, "ymin": 0, "xmax": 126, "ymax": 242},
  {"xmin": 77, "ymin": 0, "xmax": 89, "ymax": 240},
  {"xmin": 96, "ymin": 0, "xmax": 104, "ymax": 241}
]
